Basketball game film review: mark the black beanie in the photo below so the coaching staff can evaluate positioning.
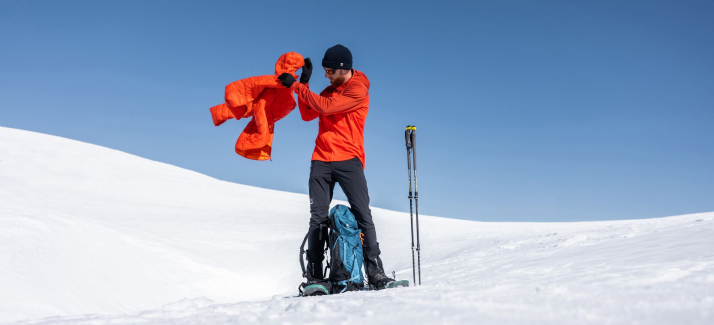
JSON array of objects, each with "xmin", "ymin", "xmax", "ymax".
[{"xmin": 322, "ymin": 44, "xmax": 352, "ymax": 70}]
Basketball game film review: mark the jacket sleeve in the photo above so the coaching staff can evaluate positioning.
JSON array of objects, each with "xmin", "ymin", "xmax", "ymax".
[
  {"xmin": 296, "ymin": 83, "xmax": 320, "ymax": 121},
  {"xmin": 292, "ymin": 82, "xmax": 367, "ymax": 115}
]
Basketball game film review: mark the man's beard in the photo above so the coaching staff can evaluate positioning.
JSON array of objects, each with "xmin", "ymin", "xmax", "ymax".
[{"xmin": 329, "ymin": 74, "xmax": 348, "ymax": 86}]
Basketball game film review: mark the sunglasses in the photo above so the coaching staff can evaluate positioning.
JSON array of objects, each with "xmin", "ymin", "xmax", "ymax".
[{"xmin": 324, "ymin": 67, "xmax": 336, "ymax": 75}]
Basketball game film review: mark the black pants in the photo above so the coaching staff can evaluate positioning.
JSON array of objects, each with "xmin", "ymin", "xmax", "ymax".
[{"xmin": 306, "ymin": 158, "xmax": 384, "ymax": 281}]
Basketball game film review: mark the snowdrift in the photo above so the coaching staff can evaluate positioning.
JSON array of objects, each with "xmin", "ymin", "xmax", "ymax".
[{"xmin": 1, "ymin": 126, "xmax": 712, "ymax": 324}]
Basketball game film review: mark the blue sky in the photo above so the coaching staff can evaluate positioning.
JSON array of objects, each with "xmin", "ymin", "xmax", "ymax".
[{"xmin": 1, "ymin": 0, "xmax": 712, "ymax": 222}]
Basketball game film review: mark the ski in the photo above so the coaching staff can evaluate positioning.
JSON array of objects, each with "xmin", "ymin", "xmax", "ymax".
[
  {"xmin": 295, "ymin": 280, "xmax": 409, "ymax": 298},
  {"xmin": 301, "ymin": 283, "xmax": 330, "ymax": 296},
  {"xmin": 389, "ymin": 279, "xmax": 410, "ymax": 288}
]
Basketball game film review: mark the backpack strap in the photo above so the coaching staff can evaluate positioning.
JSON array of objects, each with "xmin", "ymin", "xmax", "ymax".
[{"xmin": 299, "ymin": 223, "xmax": 329, "ymax": 281}]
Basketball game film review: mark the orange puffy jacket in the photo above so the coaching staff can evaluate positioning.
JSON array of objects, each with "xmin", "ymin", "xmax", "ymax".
[
  {"xmin": 291, "ymin": 70, "xmax": 370, "ymax": 169},
  {"xmin": 210, "ymin": 52, "xmax": 304, "ymax": 160}
]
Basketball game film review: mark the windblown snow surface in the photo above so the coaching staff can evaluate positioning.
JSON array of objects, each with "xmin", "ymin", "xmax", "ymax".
[{"xmin": 0, "ymin": 126, "xmax": 712, "ymax": 325}]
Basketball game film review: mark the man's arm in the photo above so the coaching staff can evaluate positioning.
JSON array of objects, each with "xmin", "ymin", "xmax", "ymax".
[
  {"xmin": 291, "ymin": 82, "xmax": 367, "ymax": 115},
  {"xmin": 297, "ymin": 84, "xmax": 319, "ymax": 121}
]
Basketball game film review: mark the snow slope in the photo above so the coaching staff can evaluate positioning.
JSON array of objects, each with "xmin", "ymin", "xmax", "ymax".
[{"xmin": 1, "ymin": 126, "xmax": 712, "ymax": 324}]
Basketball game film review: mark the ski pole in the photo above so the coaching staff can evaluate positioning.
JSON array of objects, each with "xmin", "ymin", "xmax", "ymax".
[
  {"xmin": 405, "ymin": 126, "xmax": 416, "ymax": 286},
  {"xmin": 410, "ymin": 126, "xmax": 421, "ymax": 285}
]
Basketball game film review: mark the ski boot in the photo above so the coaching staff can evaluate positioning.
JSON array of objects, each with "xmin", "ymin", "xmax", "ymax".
[
  {"xmin": 299, "ymin": 258, "xmax": 331, "ymax": 296},
  {"xmin": 364, "ymin": 245, "xmax": 409, "ymax": 290},
  {"xmin": 368, "ymin": 272, "xmax": 409, "ymax": 290}
]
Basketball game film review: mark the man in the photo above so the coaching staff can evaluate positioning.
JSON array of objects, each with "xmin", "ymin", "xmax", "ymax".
[{"xmin": 278, "ymin": 44, "xmax": 395, "ymax": 289}]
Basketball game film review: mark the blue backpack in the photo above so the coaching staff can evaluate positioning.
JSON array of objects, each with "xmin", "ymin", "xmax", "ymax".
[
  {"xmin": 299, "ymin": 204, "xmax": 365, "ymax": 295},
  {"xmin": 327, "ymin": 204, "xmax": 365, "ymax": 292}
]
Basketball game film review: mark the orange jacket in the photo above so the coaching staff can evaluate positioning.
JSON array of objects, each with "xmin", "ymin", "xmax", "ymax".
[
  {"xmin": 210, "ymin": 52, "xmax": 304, "ymax": 160},
  {"xmin": 291, "ymin": 70, "xmax": 370, "ymax": 168}
]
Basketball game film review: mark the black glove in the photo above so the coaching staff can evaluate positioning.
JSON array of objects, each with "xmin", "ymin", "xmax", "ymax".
[
  {"xmin": 300, "ymin": 58, "xmax": 312, "ymax": 84},
  {"xmin": 278, "ymin": 73, "xmax": 296, "ymax": 88}
]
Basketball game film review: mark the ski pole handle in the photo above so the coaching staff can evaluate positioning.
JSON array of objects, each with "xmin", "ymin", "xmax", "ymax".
[{"xmin": 405, "ymin": 126, "xmax": 412, "ymax": 149}]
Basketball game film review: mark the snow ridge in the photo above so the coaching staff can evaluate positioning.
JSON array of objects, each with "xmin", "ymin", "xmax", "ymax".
[{"xmin": 1, "ymin": 127, "xmax": 712, "ymax": 324}]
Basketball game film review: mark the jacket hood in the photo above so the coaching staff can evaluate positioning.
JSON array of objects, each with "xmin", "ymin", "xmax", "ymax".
[
  {"xmin": 275, "ymin": 52, "xmax": 304, "ymax": 78},
  {"xmin": 353, "ymin": 70, "xmax": 370, "ymax": 90}
]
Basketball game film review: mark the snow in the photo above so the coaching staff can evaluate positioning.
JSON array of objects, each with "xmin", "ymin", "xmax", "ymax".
[{"xmin": 1, "ymin": 126, "xmax": 712, "ymax": 324}]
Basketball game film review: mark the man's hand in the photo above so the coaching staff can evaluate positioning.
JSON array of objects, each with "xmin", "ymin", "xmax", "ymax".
[
  {"xmin": 278, "ymin": 73, "xmax": 296, "ymax": 88},
  {"xmin": 300, "ymin": 58, "xmax": 312, "ymax": 84}
]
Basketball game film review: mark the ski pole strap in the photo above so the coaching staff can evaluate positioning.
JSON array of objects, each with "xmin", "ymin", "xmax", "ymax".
[
  {"xmin": 410, "ymin": 126, "xmax": 417, "ymax": 170},
  {"xmin": 405, "ymin": 126, "xmax": 412, "ymax": 149}
]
